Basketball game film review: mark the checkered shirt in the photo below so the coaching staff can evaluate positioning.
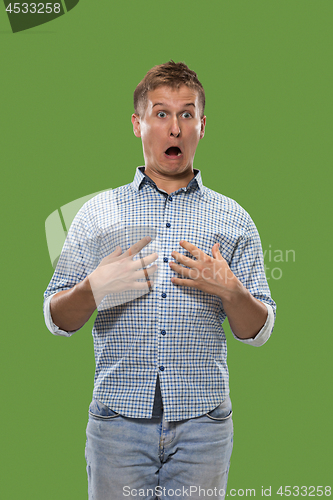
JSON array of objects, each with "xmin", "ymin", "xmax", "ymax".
[{"xmin": 44, "ymin": 167, "xmax": 276, "ymax": 421}]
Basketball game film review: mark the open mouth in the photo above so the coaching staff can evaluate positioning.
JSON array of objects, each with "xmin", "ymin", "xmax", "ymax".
[{"xmin": 165, "ymin": 147, "xmax": 182, "ymax": 158}]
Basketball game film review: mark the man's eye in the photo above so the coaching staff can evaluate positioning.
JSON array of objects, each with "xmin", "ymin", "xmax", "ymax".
[
  {"xmin": 157, "ymin": 111, "xmax": 166, "ymax": 118},
  {"xmin": 182, "ymin": 112, "xmax": 192, "ymax": 118}
]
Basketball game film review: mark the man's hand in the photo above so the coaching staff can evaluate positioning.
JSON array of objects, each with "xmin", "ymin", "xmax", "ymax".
[
  {"xmin": 169, "ymin": 240, "xmax": 268, "ymax": 339},
  {"xmin": 89, "ymin": 236, "xmax": 158, "ymax": 306},
  {"xmin": 50, "ymin": 236, "xmax": 158, "ymax": 332},
  {"xmin": 169, "ymin": 240, "xmax": 241, "ymax": 301}
]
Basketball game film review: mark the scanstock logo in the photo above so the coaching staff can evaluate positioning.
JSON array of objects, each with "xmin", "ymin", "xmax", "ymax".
[{"xmin": 3, "ymin": 1, "xmax": 79, "ymax": 33}]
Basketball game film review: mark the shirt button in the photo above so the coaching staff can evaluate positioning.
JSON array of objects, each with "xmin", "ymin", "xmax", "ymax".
[
  {"xmin": 166, "ymin": 222, "xmax": 171, "ymax": 228},
  {"xmin": 161, "ymin": 293, "xmax": 167, "ymax": 298},
  {"xmin": 163, "ymin": 257, "xmax": 168, "ymax": 263},
  {"xmin": 161, "ymin": 330, "xmax": 166, "ymax": 335},
  {"xmin": 159, "ymin": 366, "xmax": 165, "ymax": 371},
  {"xmin": 168, "ymin": 196, "xmax": 173, "ymax": 201}
]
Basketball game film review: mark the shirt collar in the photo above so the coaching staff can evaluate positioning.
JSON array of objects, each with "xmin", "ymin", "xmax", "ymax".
[{"xmin": 131, "ymin": 166, "xmax": 205, "ymax": 196}]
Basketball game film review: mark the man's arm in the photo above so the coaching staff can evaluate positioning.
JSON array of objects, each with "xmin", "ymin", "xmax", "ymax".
[
  {"xmin": 169, "ymin": 240, "xmax": 270, "ymax": 340},
  {"xmin": 214, "ymin": 278, "xmax": 268, "ymax": 339},
  {"xmin": 50, "ymin": 278, "xmax": 97, "ymax": 332},
  {"xmin": 49, "ymin": 238, "xmax": 158, "ymax": 333}
]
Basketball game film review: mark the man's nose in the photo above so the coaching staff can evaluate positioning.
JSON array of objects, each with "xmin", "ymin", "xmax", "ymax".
[{"xmin": 170, "ymin": 117, "xmax": 181, "ymax": 137}]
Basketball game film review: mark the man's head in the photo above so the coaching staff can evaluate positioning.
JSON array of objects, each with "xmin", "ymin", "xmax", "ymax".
[
  {"xmin": 134, "ymin": 60, "xmax": 205, "ymax": 119},
  {"xmin": 131, "ymin": 61, "xmax": 206, "ymax": 189}
]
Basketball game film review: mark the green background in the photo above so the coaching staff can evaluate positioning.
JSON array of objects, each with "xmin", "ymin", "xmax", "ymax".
[{"xmin": 1, "ymin": 1, "xmax": 332, "ymax": 498}]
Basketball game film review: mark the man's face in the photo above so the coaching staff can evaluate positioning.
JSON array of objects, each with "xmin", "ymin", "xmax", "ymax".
[{"xmin": 131, "ymin": 85, "xmax": 206, "ymax": 180}]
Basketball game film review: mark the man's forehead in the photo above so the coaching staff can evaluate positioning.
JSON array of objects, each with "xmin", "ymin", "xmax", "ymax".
[{"xmin": 147, "ymin": 85, "xmax": 199, "ymax": 108}]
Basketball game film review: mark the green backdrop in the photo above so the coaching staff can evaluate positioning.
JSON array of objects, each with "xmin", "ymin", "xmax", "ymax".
[{"xmin": 1, "ymin": 1, "xmax": 332, "ymax": 498}]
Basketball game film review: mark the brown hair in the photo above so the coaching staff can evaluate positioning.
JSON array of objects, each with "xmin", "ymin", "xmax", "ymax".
[{"xmin": 134, "ymin": 60, "xmax": 205, "ymax": 118}]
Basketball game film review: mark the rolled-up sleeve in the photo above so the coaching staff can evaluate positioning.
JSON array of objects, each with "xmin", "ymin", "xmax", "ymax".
[
  {"xmin": 228, "ymin": 214, "xmax": 276, "ymax": 346},
  {"xmin": 231, "ymin": 302, "xmax": 275, "ymax": 346},
  {"xmin": 43, "ymin": 294, "xmax": 79, "ymax": 337}
]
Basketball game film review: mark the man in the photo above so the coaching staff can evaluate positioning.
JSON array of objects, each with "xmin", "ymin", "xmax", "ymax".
[{"xmin": 44, "ymin": 61, "xmax": 276, "ymax": 500}]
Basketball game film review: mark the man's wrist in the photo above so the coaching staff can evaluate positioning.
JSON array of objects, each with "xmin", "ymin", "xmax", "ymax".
[
  {"xmin": 78, "ymin": 276, "xmax": 100, "ymax": 308},
  {"xmin": 216, "ymin": 272, "xmax": 246, "ymax": 305}
]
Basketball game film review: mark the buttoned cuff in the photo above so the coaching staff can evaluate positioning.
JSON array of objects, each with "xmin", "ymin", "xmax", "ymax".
[
  {"xmin": 231, "ymin": 303, "xmax": 275, "ymax": 347},
  {"xmin": 43, "ymin": 294, "xmax": 79, "ymax": 337}
]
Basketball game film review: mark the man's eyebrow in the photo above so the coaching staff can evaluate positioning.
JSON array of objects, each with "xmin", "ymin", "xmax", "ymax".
[{"xmin": 152, "ymin": 102, "xmax": 196, "ymax": 108}]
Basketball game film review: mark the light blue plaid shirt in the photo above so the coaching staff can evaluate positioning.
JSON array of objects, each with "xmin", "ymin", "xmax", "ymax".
[{"xmin": 44, "ymin": 167, "xmax": 276, "ymax": 421}]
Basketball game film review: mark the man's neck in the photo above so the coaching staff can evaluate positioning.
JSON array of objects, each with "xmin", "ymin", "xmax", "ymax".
[{"xmin": 143, "ymin": 167, "xmax": 195, "ymax": 195}]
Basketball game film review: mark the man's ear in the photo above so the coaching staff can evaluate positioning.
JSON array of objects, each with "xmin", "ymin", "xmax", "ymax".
[
  {"xmin": 200, "ymin": 116, "xmax": 206, "ymax": 140},
  {"xmin": 131, "ymin": 114, "xmax": 141, "ymax": 138}
]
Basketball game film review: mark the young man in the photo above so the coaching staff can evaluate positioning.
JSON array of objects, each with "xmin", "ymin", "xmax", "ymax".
[{"xmin": 44, "ymin": 61, "xmax": 276, "ymax": 500}]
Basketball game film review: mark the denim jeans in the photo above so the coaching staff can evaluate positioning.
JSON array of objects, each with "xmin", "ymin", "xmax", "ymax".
[{"xmin": 85, "ymin": 397, "xmax": 233, "ymax": 500}]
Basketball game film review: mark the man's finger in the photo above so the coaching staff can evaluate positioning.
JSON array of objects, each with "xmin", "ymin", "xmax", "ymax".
[
  {"xmin": 169, "ymin": 261, "xmax": 193, "ymax": 278},
  {"xmin": 123, "ymin": 236, "xmax": 152, "ymax": 258},
  {"xmin": 133, "ymin": 264, "xmax": 157, "ymax": 292},
  {"xmin": 98, "ymin": 246, "xmax": 123, "ymax": 266},
  {"xmin": 139, "ymin": 252, "xmax": 151, "ymax": 290},
  {"xmin": 212, "ymin": 243, "xmax": 224, "ymax": 261},
  {"xmin": 132, "ymin": 252, "xmax": 159, "ymax": 270},
  {"xmin": 133, "ymin": 264, "xmax": 158, "ymax": 280},
  {"xmin": 171, "ymin": 251, "xmax": 196, "ymax": 268},
  {"xmin": 179, "ymin": 240, "xmax": 206, "ymax": 260},
  {"xmin": 131, "ymin": 280, "xmax": 155, "ymax": 290},
  {"xmin": 171, "ymin": 277, "xmax": 197, "ymax": 288}
]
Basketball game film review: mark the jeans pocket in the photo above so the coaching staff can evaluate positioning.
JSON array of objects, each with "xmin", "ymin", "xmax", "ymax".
[
  {"xmin": 88, "ymin": 398, "xmax": 120, "ymax": 419},
  {"xmin": 205, "ymin": 397, "xmax": 233, "ymax": 421}
]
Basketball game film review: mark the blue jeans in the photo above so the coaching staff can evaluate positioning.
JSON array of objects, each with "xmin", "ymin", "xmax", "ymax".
[{"xmin": 85, "ymin": 397, "xmax": 233, "ymax": 499}]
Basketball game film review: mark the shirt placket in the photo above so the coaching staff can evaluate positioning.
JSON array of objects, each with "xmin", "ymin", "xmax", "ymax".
[{"xmin": 156, "ymin": 192, "xmax": 175, "ymax": 383}]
